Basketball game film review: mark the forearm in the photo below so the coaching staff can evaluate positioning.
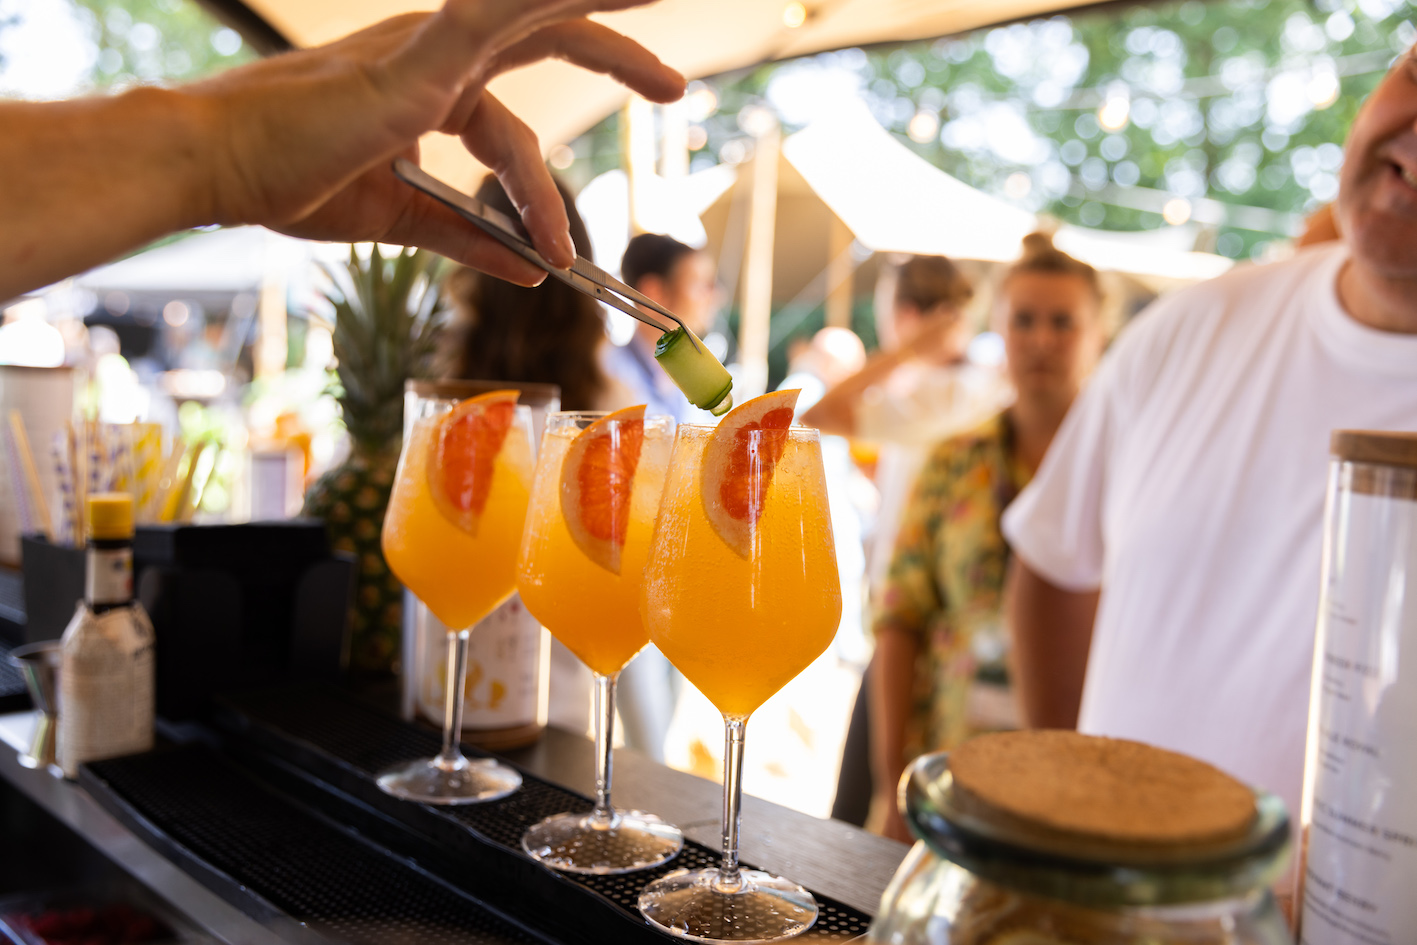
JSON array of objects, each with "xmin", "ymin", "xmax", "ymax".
[
  {"xmin": 801, "ymin": 347, "xmax": 908, "ymax": 436},
  {"xmin": 0, "ymin": 87, "xmax": 214, "ymax": 300},
  {"xmin": 869, "ymin": 623, "xmax": 920, "ymax": 797},
  {"xmin": 1004, "ymin": 557, "xmax": 1098, "ymax": 729}
]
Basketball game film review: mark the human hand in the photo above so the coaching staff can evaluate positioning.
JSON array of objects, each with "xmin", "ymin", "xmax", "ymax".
[
  {"xmin": 870, "ymin": 787, "xmax": 916, "ymax": 844},
  {"xmin": 189, "ymin": 0, "xmax": 685, "ymax": 284},
  {"xmin": 900, "ymin": 306, "xmax": 967, "ymax": 363}
]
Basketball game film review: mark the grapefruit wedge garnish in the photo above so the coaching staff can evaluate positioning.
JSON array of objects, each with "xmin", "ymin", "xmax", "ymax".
[
  {"xmin": 701, "ymin": 389, "xmax": 800, "ymax": 558},
  {"xmin": 560, "ymin": 405, "xmax": 646, "ymax": 574},
  {"xmin": 428, "ymin": 389, "xmax": 519, "ymax": 536}
]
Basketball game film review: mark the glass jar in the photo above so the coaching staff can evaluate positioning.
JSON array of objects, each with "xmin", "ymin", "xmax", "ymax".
[
  {"xmin": 869, "ymin": 750, "xmax": 1293, "ymax": 945},
  {"xmin": 1297, "ymin": 430, "xmax": 1417, "ymax": 943}
]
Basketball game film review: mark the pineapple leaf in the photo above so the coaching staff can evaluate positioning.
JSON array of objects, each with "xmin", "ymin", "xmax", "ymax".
[{"xmin": 314, "ymin": 244, "xmax": 451, "ymax": 451}]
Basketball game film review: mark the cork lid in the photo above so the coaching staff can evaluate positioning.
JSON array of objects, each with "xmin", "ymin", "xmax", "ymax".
[
  {"xmin": 947, "ymin": 731, "xmax": 1256, "ymax": 850},
  {"xmin": 1331, "ymin": 430, "xmax": 1417, "ymax": 470}
]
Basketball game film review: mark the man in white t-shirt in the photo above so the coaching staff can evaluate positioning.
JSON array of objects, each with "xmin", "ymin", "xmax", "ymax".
[{"xmin": 1001, "ymin": 42, "xmax": 1417, "ymax": 830}]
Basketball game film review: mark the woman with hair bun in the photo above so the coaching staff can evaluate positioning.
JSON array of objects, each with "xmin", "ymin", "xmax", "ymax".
[{"xmin": 864, "ymin": 232, "xmax": 1106, "ymax": 842}]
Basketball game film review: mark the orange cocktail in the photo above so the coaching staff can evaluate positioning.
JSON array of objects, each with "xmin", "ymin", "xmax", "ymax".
[
  {"xmin": 516, "ymin": 410, "xmax": 672, "ymax": 674},
  {"xmin": 639, "ymin": 390, "xmax": 841, "ymax": 942},
  {"xmin": 377, "ymin": 389, "xmax": 534, "ymax": 805},
  {"xmin": 382, "ymin": 398, "xmax": 532, "ymax": 630},
  {"xmin": 642, "ymin": 418, "xmax": 840, "ymax": 718},
  {"xmin": 515, "ymin": 408, "xmax": 682, "ymax": 874}
]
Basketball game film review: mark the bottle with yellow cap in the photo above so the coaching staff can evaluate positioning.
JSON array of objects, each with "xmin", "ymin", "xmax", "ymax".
[{"xmin": 58, "ymin": 492, "xmax": 155, "ymax": 778}]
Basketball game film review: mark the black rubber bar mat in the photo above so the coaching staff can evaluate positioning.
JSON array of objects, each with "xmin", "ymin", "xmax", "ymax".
[
  {"xmin": 0, "ymin": 639, "xmax": 31, "ymax": 714},
  {"xmin": 213, "ymin": 685, "xmax": 873, "ymax": 944},
  {"xmin": 80, "ymin": 745, "xmax": 550, "ymax": 945}
]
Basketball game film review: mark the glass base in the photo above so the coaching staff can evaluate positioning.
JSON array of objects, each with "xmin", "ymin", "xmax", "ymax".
[
  {"xmin": 375, "ymin": 755, "xmax": 521, "ymax": 805},
  {"xmin": 638, "ymin": 867, "xmax": 818, "ymax": 943},
  {"xmin": 522, "ymin": 809, "xmax": 683, "ymax": 875}
]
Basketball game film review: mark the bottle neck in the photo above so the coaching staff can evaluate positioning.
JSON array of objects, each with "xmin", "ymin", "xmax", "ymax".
[{"xmin": 86, "ymin": 537, "xmax": 134, "ymax": 612}]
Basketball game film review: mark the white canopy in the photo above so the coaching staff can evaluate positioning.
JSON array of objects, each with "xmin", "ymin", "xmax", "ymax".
[
  {"xmin": 238, "ymin": 0, "xmax": 1089, "ymax": 187},
  {"xmin": 780, "ymin": 100, "xmax": 1233, "ymax": 282}
]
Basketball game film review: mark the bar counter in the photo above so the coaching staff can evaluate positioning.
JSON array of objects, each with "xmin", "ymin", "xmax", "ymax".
[{"xmin": 0, "ymin": 695, "xmax": 907, "ymax": 944}]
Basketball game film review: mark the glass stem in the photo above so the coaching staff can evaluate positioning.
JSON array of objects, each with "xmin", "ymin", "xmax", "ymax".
[
  {"xmin": 436, "ymin": 629, "xmax": 470, "ymax": 770},
  {"xmin": 590, "ymin": 671, "xmax": 619, "ymax": 826},
  {"xmin": 718, "ymin": 715, "xmax": 748, "ymax": 891}
]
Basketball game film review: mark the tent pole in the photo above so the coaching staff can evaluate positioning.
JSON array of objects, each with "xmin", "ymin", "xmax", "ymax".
[
  {"xmin": 825, "ymin": 216, "xmax": 854, "ymax": 329},
  {"xmin": 621, "ymin": 96, "xmax": 656, "ymax": 237},
  {"xmin": 660, "ymin": 99, "xmax": 688, "ymax": 179},
  {"xmin": 737, "ymin": 120, "xmax": 779, "ymax": 400}
]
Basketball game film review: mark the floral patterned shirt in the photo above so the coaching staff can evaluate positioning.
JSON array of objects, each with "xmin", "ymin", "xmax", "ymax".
[{"xmin": 873, "ymin": 411, "xmax": 1030, "ymax": 762}]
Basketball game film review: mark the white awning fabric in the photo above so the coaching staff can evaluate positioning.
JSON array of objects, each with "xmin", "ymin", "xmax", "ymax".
[
  {"xmin": 242, "ymin": 0, "xmax": 1095, "ymax": 187},
  {"xmin": 779, "ymin": 99, "xmax": 1232, "ymax": 282}
]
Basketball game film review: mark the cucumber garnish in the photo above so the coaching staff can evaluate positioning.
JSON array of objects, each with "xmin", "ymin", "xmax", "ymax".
[{"xmin": 654, "ymin": 327, "xmax": 734, "ymax": 414}]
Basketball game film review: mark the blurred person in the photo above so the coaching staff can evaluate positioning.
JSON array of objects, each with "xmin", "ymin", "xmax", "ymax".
[
  {"xmin": 1297, "ymin": 202, "xmax": 1340, "ymax": 248},
  {"xmin": 801, "ymin": 256, "xmax": 1009, "ymax": 603},
  {"xmin": 604, "ymin": 233, "xmax": 721, "ymax": 422},
  {"xmin": 863, "ymin": 234, "xmax": 1104, "ymax": 842},
  {"xmin": 600, "ymin": 234, "xmax": 720, "ymax": 761},
  {"xmin": 444, "ymin": 174, "xmax": 633, "ymax": 412},
  {"xmin": 0, "ymin": 0, "xmax": 684, "ymax": 303},
  {"xmin": 1002, "ymin": 43, "xmax": 1417, "ymax": 860},
  {"xmin": 443, "ymin": 173, "xmax": 634, "ymax": 740}
]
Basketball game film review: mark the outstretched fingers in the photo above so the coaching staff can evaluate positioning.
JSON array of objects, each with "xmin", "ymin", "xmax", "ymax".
[
  {"xmin": 385, "ymin": 0, "xmax": 668, "ymax": 97},
  {"xmin": 435, "ymin": 18, "xmax": 684, "ymax": 137},
  {"xmin": 487, "ymin": 20, "xmax": 685, "ymax": 102}
]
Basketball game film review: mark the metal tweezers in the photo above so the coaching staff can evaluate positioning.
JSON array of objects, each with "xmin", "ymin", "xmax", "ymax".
[{"xmin": 392, "ymin": 159, "xmax": 702, "ymax": 352}]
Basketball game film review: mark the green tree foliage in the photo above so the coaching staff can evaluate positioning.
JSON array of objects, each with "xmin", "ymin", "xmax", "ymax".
[
  {"xmin": 575, "ymin": 0, "xmax": 1417, "ymax": 260},
  {"xmin": 72, "ymin": 0, "xmax": 254, "ymax": 89}
]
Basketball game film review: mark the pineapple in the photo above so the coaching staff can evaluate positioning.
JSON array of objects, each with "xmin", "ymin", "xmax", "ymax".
[{"xmin": 303, "ymin": 244, "xmax": 446, "ymax": 675}]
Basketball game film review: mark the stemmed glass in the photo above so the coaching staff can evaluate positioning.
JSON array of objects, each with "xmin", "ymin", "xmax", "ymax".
[
  {"xmin": 515, "ymin": 408, "xmax": 684, "ymax": 872},
  {"xmin": 637, "ymin": 394, "xmax": 842, "ymax": 942},
  {"xmin": 378, "ymin": 389, "xmax": 535, "ymax": 804}
]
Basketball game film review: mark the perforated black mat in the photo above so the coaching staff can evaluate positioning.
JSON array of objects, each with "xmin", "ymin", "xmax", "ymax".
[
  {"xmin": 214, "ymin": 686, "xmax": 873, "ymax": 943},
  {"xmin": 81, "ymin": 746, "xmax": 545, "ymax": 945},
  {"xmin": 0, "ymin": 639, "xmax": 30, "ymax": 712}
]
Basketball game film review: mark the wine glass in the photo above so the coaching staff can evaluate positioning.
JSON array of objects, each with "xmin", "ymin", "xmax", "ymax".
[
  {"xmin": 378, "ymin": 389, "xmax": 534, "ymax": 804},
  {"xmin": 637, "ymin": 398, "xmax": 841, "ymax": 942},
  {"xmin": 515, "ymin": 408, "xmax": 684, "ymax": 873}
]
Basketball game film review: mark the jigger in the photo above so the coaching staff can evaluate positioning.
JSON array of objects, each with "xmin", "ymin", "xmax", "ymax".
[{"xmin": 9, "ymin": 642, "xmax": 61, "ymax": 772}]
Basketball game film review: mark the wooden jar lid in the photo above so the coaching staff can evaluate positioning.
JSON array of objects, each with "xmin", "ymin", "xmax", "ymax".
[
  {"xmin": 1331, "ymin": 430, "xmax": 1417, "ymax": 470},
  {"xmin": 949, "ymin": 731, "xmax": 1256, "ymax": 849}
]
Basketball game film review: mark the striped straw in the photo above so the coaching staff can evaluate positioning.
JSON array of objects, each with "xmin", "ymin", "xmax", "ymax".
[
  {"xmin": 116, "ymin": 424, "xmax": 136, "ymax": 496},
  {"xmin": 86, "ymin": 420, "xmax": 101, "ymax": 500},
  {"xmin": 3, "ymin": 422, "xmax": 34, "ymax": 537},
  {"xmin": 133, "ymin": 424, "xmax": 161, "ymax": 523},
  {"xmin": 51, "ymin": 431, "xmax": 78, "ymax": 547},
  {"xmin": 68, "ymin": 421, "xmax": 84, "ymax": 539}
]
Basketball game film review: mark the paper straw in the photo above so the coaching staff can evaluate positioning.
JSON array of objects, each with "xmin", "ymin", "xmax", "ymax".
[
  {"xmin": 149, "ymin": 436, "xmax": 187, "ymax": 522},
  {"xmin": 50, "ymin": 431, "xmax": 78, "ymax": 547},
  {"xmin": 100, "ymin": 424, "xmax": 123, "ymax": 492},
  {"xmin": 67, "ymin": 421, "xmax": 85, "ymax": 539},
  {"xmin": 3, "ymin": 422, "xmax": 34, "ymax": 538},
  {"xmin": 115, "ymin": 424, "xmax": 136, "ymax": 497},
  {"xmin": 86, "ymin": 420, "xmax": 101, "ymax": 502},
  {"xmin": 167, "ymin": 441, "xmax": 206, "ymax": 524},
  {"xmin": 133, "ymin": 424, "xmax": 161, "ymax": 523},
  {"xmin": 181, "ymin": 444, "xmax": 218, "ymax": 523},
  {"xmin": 8, "ymin": 410, "xmax": 54, "ymax": 542}
]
